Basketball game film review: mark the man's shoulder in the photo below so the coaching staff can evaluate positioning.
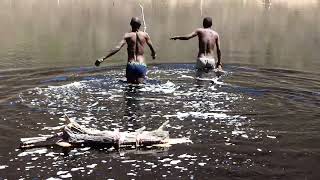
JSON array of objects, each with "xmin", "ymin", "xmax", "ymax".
[
  {"xmin": 139, "ymin": 31, "xmax": 149, "ymax": 36},
  {"xmin": 195, "ymin": 28, "xmax": 204, "ymax": 32},
  {"xmin": 211, "ymin": 29, "xmax": 219, "ymax": 35},
  {"xmin": 124, "ymin": 32, "xmax": 133, "ymax": 38},
  {"xmin": 208, "ymin": 29, "xmax": 219, "ymax": 37}
]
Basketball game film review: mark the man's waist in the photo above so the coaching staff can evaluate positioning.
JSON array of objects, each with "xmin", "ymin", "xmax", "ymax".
[
  {"xmin": 197, "ymin": 56, "xmax": 215, "ymax": 60},
  {"xmin": 127, "ymin": 61, "xmax": 147, "ymax": 66}
]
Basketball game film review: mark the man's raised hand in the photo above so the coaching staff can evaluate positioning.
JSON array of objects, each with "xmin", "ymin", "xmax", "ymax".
[{"xmin": 95, "ymin": 58, "xmax": 104, "ymax": 67}]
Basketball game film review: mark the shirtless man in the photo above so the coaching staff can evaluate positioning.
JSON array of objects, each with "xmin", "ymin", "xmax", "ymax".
[
  {"xmin": 170, "ymin": 17, "xmax": 222, "ymax": 71},
  {"xmin": 95, "ymin": 17, "xmax": 156, "ymax": 84}
]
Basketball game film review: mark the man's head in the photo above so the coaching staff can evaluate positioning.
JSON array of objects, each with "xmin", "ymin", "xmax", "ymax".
[
  {"xmin": 203, "ymin": 17, "xmax": 212, "ymax": 28},
  {"xmin": 130, "ymin": 17, "xmax": 141, "ymax": 30}
]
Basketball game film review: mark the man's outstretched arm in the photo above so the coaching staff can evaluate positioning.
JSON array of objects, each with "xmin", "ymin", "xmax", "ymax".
[
  {"xmin": 170, "ymin": 30, "xmax": 198, "ymax": 40},
  {"xmin": 146, "ymin": 33, "xmax": 156, "ymax": 59},
  {"xmin": 215, "ymin": 34, "xmax": 222, "ymax": 69},
  {"xmin": 95, "ymin": 36, "xmax": 126, "ymax": 66}
]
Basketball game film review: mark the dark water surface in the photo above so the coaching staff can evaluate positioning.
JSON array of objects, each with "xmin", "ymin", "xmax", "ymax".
[{"xmin": 0, "ymin": 0, "xmax": 320, "ymax": 179}]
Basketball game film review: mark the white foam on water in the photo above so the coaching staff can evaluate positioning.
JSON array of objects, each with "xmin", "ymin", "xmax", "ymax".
[
  {"xmin": 0, "ymin": 165, "xmax": 8, "ymax": 169},
  {"xmin": 139, "ymin": 81, "xmax": 177, "ymax": 94},
  {"xmin": 144, "ymin": 162, "xmax": 155, "ymax": 166},
  {"xmin": 121, "ymin": 160, "xmax": 136, "ymax": 163},
  {"xmin": 42, "ymin": 125, "xmax": 65, "ymax": 130},
  {"xmin": 178, "ymin": 154, "xmax": 197, "ymax": 159},
  {"xmin": 57, "ymin": 171, "xmax": 69, "ymax": 175},
  {"xmin": 232, "ymin": 130, "xmax": 246, "ymax": 135},
  {"xmin": 175, "ymin": 111, "xmax": 238, "ymax": 120},
  {"xmin": 60, "ymin": 173, "xmax": 72, "ymax": 179},
  {"xmin": 71, "ymin": 167, "xmax": 84, "ymax": 172},
  {"xmin": 170, "ymin": 160, "xmax": 181, "ymax": 165},
  {"xmin": 45, "ymin": 152, "xmax": 57, "ymax": 157},
  {"xmin": 48, "ymin": 81, "xmax": 85, "ymax": 90},
  {"xmin": 241, "ymin": 134, "xmax": 249, "ymax": 138},
  {"xmin": 267, "ymin": 135, "xmax": 277, "ymax": 139},
  {"xmin": 166, "ymin": 138, "xmax": 193, "ymax": 145},
  {"xmin": 127, "ymin": 172, "xmax": 137, "ymax": 176},
  {"xmin": 159, "ymin": 158, "xmax": 172, "ymax": 163},
  {"xmin": 179, "ymin": 75, "xmax": 194, "ymax": 79},
  {"xmin": 198, "ymin": 163, "xmax": 206, "ymax": 166},
  {"xmin": 46, "ymin": 178, "xmax": 62, "ymax": 180},
  {"xmin": 86, "ymin": 164, "xmax": 97, "ymax": 169},
  {"xmin": 18, "ymin": 148, "xmax": 48, "ymax": 157}
]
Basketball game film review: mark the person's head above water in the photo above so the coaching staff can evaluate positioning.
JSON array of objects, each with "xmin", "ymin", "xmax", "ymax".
[
  {"xmin": 203, "ymin": 17, "xmax": 212, "ymax": 28},
  {"xmin": 130, "ymin": 17, "xmax": 141, "ymax": 30}
]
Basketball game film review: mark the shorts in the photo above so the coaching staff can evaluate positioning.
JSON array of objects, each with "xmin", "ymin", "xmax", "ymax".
[
  {"xmin": 196, "ymin": 57, "xmax": 216, "ymax": 70},
  {"xmin": 126, "ymin": 62, "xmax": 147, "ymax": 80}
]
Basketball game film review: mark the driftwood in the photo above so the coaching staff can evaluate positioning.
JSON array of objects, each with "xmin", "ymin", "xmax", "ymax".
[
  {"xmin": 20, "ymin": 116, "xmax": 191, "ymax": 150},
  {"xmin": 139, "ymin": 4, "xmax": 147, "ymax": 32}
]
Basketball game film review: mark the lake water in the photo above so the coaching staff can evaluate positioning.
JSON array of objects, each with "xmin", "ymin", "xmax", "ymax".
[{"xmin": 0, "ymin": 0, "xmax": 319, "ymax": 179}]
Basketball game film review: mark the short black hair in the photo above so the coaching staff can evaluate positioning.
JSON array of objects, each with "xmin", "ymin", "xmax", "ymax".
[
  {"xmin": 130, "ymin": 17, "xmax": 141, "ymax": 29},
  {"xmin": 203, "ymin": 17, "xmax": 212, "ymax": 28}
]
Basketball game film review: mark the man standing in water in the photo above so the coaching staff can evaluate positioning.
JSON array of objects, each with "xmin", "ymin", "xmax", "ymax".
[
  {"xmin": 170, "ymin": 17, "xmax": 222, "ymax": 71},
  {"xmin": 95, "ymin": 17, "xmax": 156, "ymax": 84}
]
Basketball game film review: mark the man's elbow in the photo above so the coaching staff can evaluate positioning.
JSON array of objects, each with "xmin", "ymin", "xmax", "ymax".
[{"xmin": 113, "ymin": 47, "xmax": 121, "ymax": 52}]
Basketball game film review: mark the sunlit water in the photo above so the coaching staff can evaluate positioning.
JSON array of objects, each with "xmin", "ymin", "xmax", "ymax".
[
  {"xmin": 0, "ymin": 0, "xmax": 320, "ymax": 179},
  {"xmin": 0, "ymin": 63, "xmax": 319, "ymax": 179}
]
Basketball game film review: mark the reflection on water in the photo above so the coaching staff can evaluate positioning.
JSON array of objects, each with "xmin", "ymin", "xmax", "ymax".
[
  {"xmin": 0, "ymin": 63, "xmax": 319, "ymax": 179},
  {"xmin": 0, "ymin": 0, "xmax": 319, "ymax": 71},
  {"xmin": 0, "ymin": 0, "xmax": 320, "ymax": 179}
]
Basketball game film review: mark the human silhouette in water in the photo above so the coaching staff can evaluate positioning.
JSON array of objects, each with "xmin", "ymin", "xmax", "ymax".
[
  {"xmin": 95, "ymin": 17, "xmax": 156, "ymax": 84},
  {"xmin": 170, "ymin": 17, "xmax": 222, "ymax": 71}
]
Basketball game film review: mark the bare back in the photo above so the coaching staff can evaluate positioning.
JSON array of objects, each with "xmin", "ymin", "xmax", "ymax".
[
  {"xmin": 125, "ymin": 31, "xmax": 150, "ymax": 63},
  {"xmin": 196, "ymin": 28, "xmax": 219, "ymax": 58}
]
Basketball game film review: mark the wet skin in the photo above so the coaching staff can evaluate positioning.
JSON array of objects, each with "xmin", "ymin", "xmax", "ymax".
[
  {"xmin": 170, "ymin": 28, "xmax": 222, "ymax": 69},
  {"xmin": 95, "ymin": 28, "xmax": 156, "ymax": 83},
  {"xmin": 95, "ymin": 29, "xmax": 156, "ymax": 65}
]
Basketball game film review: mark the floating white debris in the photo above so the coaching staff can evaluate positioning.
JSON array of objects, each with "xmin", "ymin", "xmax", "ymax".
[{"xmin": 257, "ymin": 148, "xmax": 262, "ymax": 152}]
